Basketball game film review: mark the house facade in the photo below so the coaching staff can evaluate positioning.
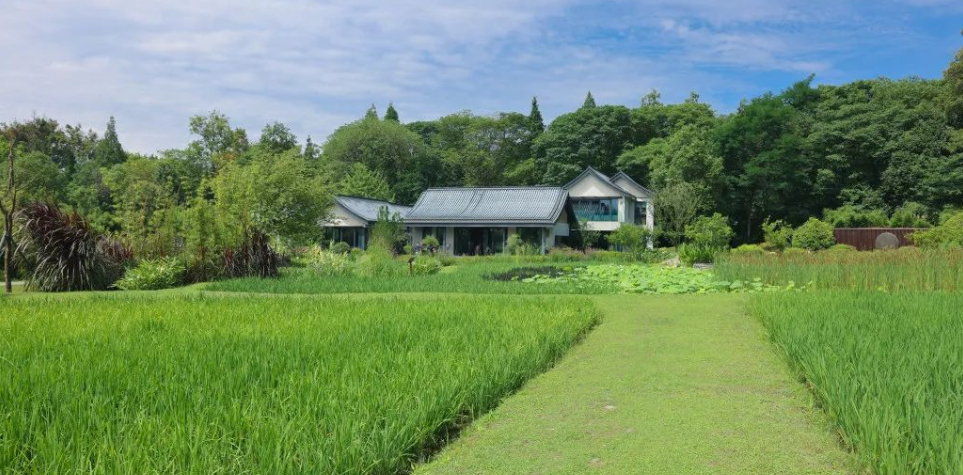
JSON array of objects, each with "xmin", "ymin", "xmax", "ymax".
[
  {"xmin": 323, "ymin": 167, "xmax": 653, "ymax": 254},
  {"xmin": 563, "ymin": 166, "xmax": 655, "ymax": 235},
  {"xmin": 322, "ymin": 196, "xmax": 412, "ymax": 249}
]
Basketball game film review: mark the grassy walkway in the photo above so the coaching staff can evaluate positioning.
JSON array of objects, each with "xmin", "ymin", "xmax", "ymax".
[{"xmin": 416, "ymin": 294, "xmax": 857, "ymax": 475}]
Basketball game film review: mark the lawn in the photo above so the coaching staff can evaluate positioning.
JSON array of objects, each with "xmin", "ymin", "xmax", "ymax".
[
  {"xmin": 0, "ymin": 293, "xmax": 598, "ymax": 474},
  {"xmin": 750, "ymin": 291, "xmax": 963, "ymax": 475}
]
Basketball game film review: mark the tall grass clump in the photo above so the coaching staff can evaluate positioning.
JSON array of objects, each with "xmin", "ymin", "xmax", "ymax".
[
  {"xmin": 749, "ymin": 291, "xmax": 963, "ymax": 475},
  {"xmin": 0, "ymin": 294, "xmax": 599, "ymax": 474},
  {"xmin": 715, "ymin": 247, "xmax": 963, "ymax": 291}
]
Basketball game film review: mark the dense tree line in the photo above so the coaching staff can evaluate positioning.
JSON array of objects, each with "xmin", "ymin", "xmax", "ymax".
[{"xmin": 2, "ymin": 46, "xmax": 962, "ymax": 272}]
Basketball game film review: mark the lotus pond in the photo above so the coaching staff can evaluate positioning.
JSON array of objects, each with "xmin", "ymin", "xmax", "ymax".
[{"xmin": 512, "ymin": 264, "xmax": 791, "ymax": 294}]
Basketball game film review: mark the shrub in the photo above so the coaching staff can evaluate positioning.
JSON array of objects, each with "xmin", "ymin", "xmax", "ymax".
[
  {"xmin": 403, "ymin": 244, "xmax": 413, "ymax": 256},
  {"xmin": 330, "ymin": 241, "xmax": 351, "ymax": 255},
  {"xmin": 369, "ymin": 206, "xmax": 407, "ymax": 253},
  {"xmin": 782, "ymin": 247, "xmax": 809, "ymax": 256},
  {"xmin": 731, "ymin": 244, "xmax": 766, "ymax": 255},
  {"xmin": 15, "ymin": 203, "xmax": 115, "ymax": 291},
  {"xmin": 823, "ymin": 205, "xmax": 888, "ymax": 228},
  {"xmin": 889, "ymin": 202, "xmax": 932, "ymax": 227},
  {"xmin": 761, "ymin": 218, "xmax": 793, "ymax": 251},
  {"xmin": 792, "ymin": 218, "xmax": 835, "ymax": 251},
  {"xmin": 356, "ymin": 247, "xmax": 406, "ymax": 277},
  {"xmin": 826, "ymin": 243, "xmax": 857, "ymax": 253},
  {"xmin": 115, "ymin": 257, "xmax": 186, "ymax": 290},
  {"xmin": 222, "ymin": 229, "xmax": 279, "ymax": 278},
  {"xmin": 678, "ymin": 242, "xmax": 722, "ymax": 266},
  {"xmin": 410, "ymin": 255, "xmax": 443, "ymax": 275},
  {"xmin": 506, "ymin": 233, "xmax": 537, "ymax": 256},
  {"xmin": 608, "ymin": 224, "xmax": 653, "ymax": 260},
  {"xmin": 684, "ymin": 213, "xmax": 733, "ymax": 248},
  {"xmin": 308, "ymin": 247, "xmax": 355, "ymax": 276},
  {"xmin": 912, "ymin": 211, "xmax": 963, "ymax": 248},
  {"xmin": 420, "ymin": 236, "xmax": 439, "ymax": 254}
]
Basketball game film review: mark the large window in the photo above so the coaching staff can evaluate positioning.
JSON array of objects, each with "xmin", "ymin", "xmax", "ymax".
[
  {"xmin": 422, "ymin": 227, "xmax": 447, "ymax": 248},
  {"xmin": 634, "ymin": 201, "xmax": 647, "ymax": 225},
  {"xmin": 572, "ymin": 198, "xmax": 619, "ymax": 222}
]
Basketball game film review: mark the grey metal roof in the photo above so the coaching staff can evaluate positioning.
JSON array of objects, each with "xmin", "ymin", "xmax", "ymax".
[
  {"xmin": 610, "ymin": 171, "xmax": 655, "ymax": 198},
  {"xmin": 405, "ymin": 187, "xmax": 568, "ymax": 225},
  {"xmin": 563, "ymin": 166, "xmax": 634, "ymax": 197},
  {"xmin": 334, "ymin": 196, "xmax": 412, "ymax": 223}
]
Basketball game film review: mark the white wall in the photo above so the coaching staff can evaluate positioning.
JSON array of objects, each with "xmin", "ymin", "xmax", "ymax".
[{"xmin": 324, "ymin": 202, "xmax": 367, "ymax": 228}]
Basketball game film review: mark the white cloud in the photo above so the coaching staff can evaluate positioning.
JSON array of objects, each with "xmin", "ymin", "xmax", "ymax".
[{"xmin": 0, "ymin": 0, "xmax": 952, "ymax": 153}]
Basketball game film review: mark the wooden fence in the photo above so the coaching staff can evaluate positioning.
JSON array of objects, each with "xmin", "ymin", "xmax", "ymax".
[{"xmin": 833, "ymin": 228, "xmax": 925, "ymax": 251}]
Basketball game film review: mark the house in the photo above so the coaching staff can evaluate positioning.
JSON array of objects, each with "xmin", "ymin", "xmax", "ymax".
[
  {"xmin": 322, "ymin": 196, "xmax": 412, "ymax": 249},
  {"xmin": 322, "ymin": 167, "xmax": 654, "ymax": 254},
  {"xmin": 563, "ymin": 166, "xmax": 655, "ymax": 238},
  {"xmin": 405, "ymin": 187, "xmax": 572, "ymax": 254}
]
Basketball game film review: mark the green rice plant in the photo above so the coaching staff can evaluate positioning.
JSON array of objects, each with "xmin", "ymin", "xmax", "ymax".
[
  {"xmin": 0, "ymin": 294, "xmax": 598, "ymax": 474},
  {"xmin": 749, "ymin": 291, "xmax": 963, "ymax": 475},
  {"xmin": 715, "ymin": 247, "xmax": 963, "ymax": 291},
  {"xmin": 115, "ymin": 257, "xmax": 186, "ymax": 290}
]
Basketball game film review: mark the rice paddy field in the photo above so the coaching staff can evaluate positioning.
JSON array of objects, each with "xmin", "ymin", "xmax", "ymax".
[
  {"xmin": 0, "ymin": 293, "xmax": 598, "ymax": 474},
  {"xmin": 749, "ymin": 291, "xmax": 963, "ymax": 475}
]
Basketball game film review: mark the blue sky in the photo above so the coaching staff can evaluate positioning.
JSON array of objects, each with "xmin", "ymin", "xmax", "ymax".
[{"xmin": 1, "ymin": 0, "xmax": 961, "ymax": 154}]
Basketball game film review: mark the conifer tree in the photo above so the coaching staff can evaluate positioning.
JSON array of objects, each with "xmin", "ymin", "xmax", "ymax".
[
  {"xmin": 384, "ymin": 103, "xmax": 400, "ymax": 122},
  {"xmin": 582, "ymin": 91, "xmax": 597, "ymax": 109},
  {"xmin": 529, "ymin": 96, "xmax": 544, "ymax": 135},
  {"xmin": 94, "ymin": 116, "xmax": 126, "ymax": 166}
]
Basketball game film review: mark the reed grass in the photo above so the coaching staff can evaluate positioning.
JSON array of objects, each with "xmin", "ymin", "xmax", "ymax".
[
  {"xmin": 0, "ymin": 293, "xmax": 598, "ymax": 474},
  {"xmin": 750, "ymin": 291, "xmax": 963, "ymax": 475},
  {"xmin": 715, "ymin": 247, "xmax": 963, "ymax": 291}
]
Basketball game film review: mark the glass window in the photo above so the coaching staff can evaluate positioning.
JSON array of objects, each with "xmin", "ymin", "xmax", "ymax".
[
  {"xmin": 634, "ymin": 201, "xmax": 647, "ymax": 225},
  {"xmin": 573, "ymin": 198, "xmax": 619, "ymax": 221}
]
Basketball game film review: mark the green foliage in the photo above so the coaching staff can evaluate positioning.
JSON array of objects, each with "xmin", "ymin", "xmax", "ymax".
[
  {"xmin": 523, "ymin": 264, "xmax": 780, "ymax": 294},
  {"xmin": 750, "ymin": 291, "xmax": 963, "ymax": 474},
  {"xmin": 822, "ymin": 205, "xmax": 888, "ymax": 227},
  {"xmin": 308, "ymin": 247, "xmax": 354, "ymax": 276},
  {"xmin": 607, "ymin": 224, "xmax": 653, "ymax": 260},
  {"xmin": 355, "ymin": 246, "xmax": 406, "ymax": 277},
  {"xmin": 782, "ymin": 247, "xmax": 809, "ymax": 256},
  {"xmin": 888, "ymin": 202, "xmax": 932, "ymax": 227},
  {"xmin": 654, "ymin": 182, "xmax": 704, "ymax": 245},
  {"xmin": 684, "ymin": 213, "xmax": 733, "ymax": 248},
  {"xmin": 622, "ymin": 125, "xmax": 723, "ymax": 206},
  {"xmin": 221, "ymin": 229, "xmax": 280, "ymax": 278},
  {"xmin": 420, "ymin": 235, "xmax": 440, "ymax": 253},
  {"xmin": 534, "ymin": 105, "xmax": 634, "ymax": 184},
  {"xmin": 384, "ymin": 103, "xmax": 400, "ymax": 122},
  {"xmin": 581, "ymin": 91, "xmax": 596, "ymax": 109},
  {"xmin": 574, "ymin": 219, "xmax": 602, "ymax": 251},
  {"xmin": 339, "ymin": 162, "xmax": 394, "ymax": 202},
  {"xmin": 93, "ymin": 116, "xmax": 127, "ymax": 166},
  {"xmin": 330, "ymin": 241, "xmax": 351, "ymax": 255},
  {"xmin": 792, "ymin": 218, "xmax": 835, "ymax": 250},
  {"xmin": 731, "ymin": 244, "xmax": 766, "ymax": 255},
  {"xmin": 369, "ymin": 206, "xmax": 407, "ymax": 252},
  {"xmin": 258, "ymin": 122, "xmax": 298, "ymax": 153},
  {"xmin": 677, "ymin": 242, "xmax": 723, "ymax": 266},
  {"xmin": 761, "ymin": 218, "xmax": 793, "ymax": 251},
  {"xmin": 0, "ymin": 294, "xmax": 597, "ymax": 474},
  {"xmin": 410, "ymin": 254, "xmax": 443, "ymax": 275},
  {"xmin": 826, "ymin": 243, "xmax": 857, "ymax": 252},
  {"xmin": 912, "ymin": 211, "xmax": 963, "ymax": 247},
  {"xmin": 505, "ymin": 233, "xmax": 537, "ymax": 256},
  {"xmin": 115, "ymin": 257, "xmax": 185, "ymax": 290}
]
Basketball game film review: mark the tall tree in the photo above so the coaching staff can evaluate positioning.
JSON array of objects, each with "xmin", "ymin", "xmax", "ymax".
[
  {"xmin": 364, "ymin": 104, "xmax": 379, "ymax": 120},
  {"xmin": 384, "ymin": 103, "xmax": 400, "ymax": 122},
  {"xmin": 945, "ymin": 45, "xmax": 963, "ymax": 128},
  {"xmin": 93, "ymin": 116, "xmax": 127, "ymax": 166},
  {"xmin": 303, "ymin": 135, "xmax": 319, "ymax": 162},
  {"xmin": 340, "ymin": 162, "xmax": 395, "ymax": 201},
  {"xmin": 529, "ymin": 96, "xmax": 545, "ymax": 135},
  {"xmin": 258, "ymin": 122, "xmax": 298, "ymax": 153},
  {"xmin": 535, "ymin": 105, "xmax": 634, "ymax": 184},
  {"xmin": 187, "ymin": 111, "xmax": 249, "ymax": 173},
  {"xmin": 582, "ymin": 91, "xmax": 596, "ymax": 109},
  {"xmin": 0, "ymin": 125, "xmax": 23, "ymax": 293}
]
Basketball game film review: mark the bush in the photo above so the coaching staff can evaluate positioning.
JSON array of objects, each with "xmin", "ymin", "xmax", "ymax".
[
  {"xmin": 826, "ymin": 243, "xmax": 857, "ymax": 253},
  {"xmin": 410, "ymin": 255, "xmax": 443, "ymax": 275},
  {"xmin": 684, "ymin": 213, "xmax": 733, "ymax": 248},
  {"xmin": 792, "ymin": 218, "xmax": 835, "ymax": 251},
  {"xmin": 356, "ymin": 247, "xmax": 406, "ymax": 277},
  {"xmin": 823, "ymin": 205, "xmax": 889, "ymax": 228},
  {"xmin": 330, "ymin": 241, "xmax": 351, "ymax": 255},
  {"xmin": 678, "ymin": 242, "xmax": 722, "ymax": 266},
  {"xmin": 116, "ymin": 257, "xmax": 186, "ymax": 290},
  {"xmin": 890, "ymin": 202, "xmax": 932, "ymax": 228},
  {"xmin": 222, "ymin": 229, "xmax": 280, "ymax": 278},
  {"xmin": 420, "ymin": 236, "xmax": 440, "ymax": 253},
  {"xmin": 731, "ymin": 244, "xmax": 766, "ymax": 255},
  {"xmin": 506, "ymin": 233, "xmax": 537, "ymax": 256},
  {"xmin": 782, "ymin": 247, "xmax": 809, "ymax": 256},
  {"xmin": 761, "ymin": 218, "xmax": 793, "ymax": 251},
  {"xmin": 309, "ymin": 247, "xmax": 355, "ymax": 276},
  {"xmin": 913, "ymin": 211, "xmax": 963, "ymax": 248},
  {"xmin": 608, "ymin": 224, "xmax": 653, "ymax": 260},
  {"xmin": 15, "ymin": 203, "xmax": 115, "ymax": 291}
]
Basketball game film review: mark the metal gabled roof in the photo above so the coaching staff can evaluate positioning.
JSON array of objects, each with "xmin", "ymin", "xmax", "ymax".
[
  {"xmin": 562, "ymin": 166, "xmax": 634, "ymax": 198},
  {"xmin": 610, "ymin": 171, "xmax": 655, "ymax": 198},
  {"xmin": 334, "ymin": 195, "xmax": 412, "ymax": 223},
  {"xmin": 405, "ymin": 187, "xmax": 568, "ymax": 225}
]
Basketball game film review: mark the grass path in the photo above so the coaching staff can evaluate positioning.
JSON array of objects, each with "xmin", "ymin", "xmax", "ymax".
[{"xmin": 416, "ymin": 294, "xmax": 857, "ymax": 475}]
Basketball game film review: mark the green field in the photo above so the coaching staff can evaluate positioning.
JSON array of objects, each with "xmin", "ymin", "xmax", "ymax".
[
  {"xmin": 0, "ymin": 293, "xmax": 598, "ymax": 474},
  {"xmin": 750, "ymin": 291, "xmax": 963, "ymax": 475}
]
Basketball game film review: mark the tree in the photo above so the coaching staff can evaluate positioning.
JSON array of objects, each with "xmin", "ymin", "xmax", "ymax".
[
  {"xmin": 340, "ymin": 163, "xmax": 394, "ymax": 201},
  {"xmin": 0, "ymin": 128, "xmax": 21, "ymax": 293},
  {"xmin": 529, "ymin": 96, "xmax": 545, "ymax": 135},
  {"xmin": 384, "ymin": 103, "xmax": 400, "ymax": 122},
  {"xmin": 93, "ymin": 116, "xmax": 127, "ymax": 166},
  {"xmin": 582, "ymin": 91, "xmax": 596, "ymax": 109},
  {"xmin": 575, "ymin": 219, "xmax": 601, "ymax": 251},
  {"xmin": 608, "ymin": 224, "xmax": 653, "ymax": 259},
  {"xmin": 302, "ymin": 135, "xmax": 319, "ymax": 162},
  {"xmin": 534, "ymin": 105, "xmax": 634, "ymax": 184},
  {"xmin": 187, "ymin": 111, "xmax": 249, "ymax": 173},
  {"xmin": 369, "ymin": 205, "xmax": 407, "ymax": 252},
  {"xmin": 684, "ymin": 213, "xmax": 734, "ymax": 248},
  {"xmin": 258, "ymin": 122, "xmax": 298, "ymax": 153},
  {"xmin": 945, "ymin": 45, "xmax": 963, "ymax": 128},
  {"xmin": 654, "ymin": 182, "xmax": 704, "ymax": 245},
  {"xmin": 364, "ymin": 104, "xmax": 379, "ymax": 120}
]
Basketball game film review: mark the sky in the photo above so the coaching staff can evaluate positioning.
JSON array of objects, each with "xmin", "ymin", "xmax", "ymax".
[{"xmin": 1, "ymin": 0, "xmax": 962, "ymax": 154}]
